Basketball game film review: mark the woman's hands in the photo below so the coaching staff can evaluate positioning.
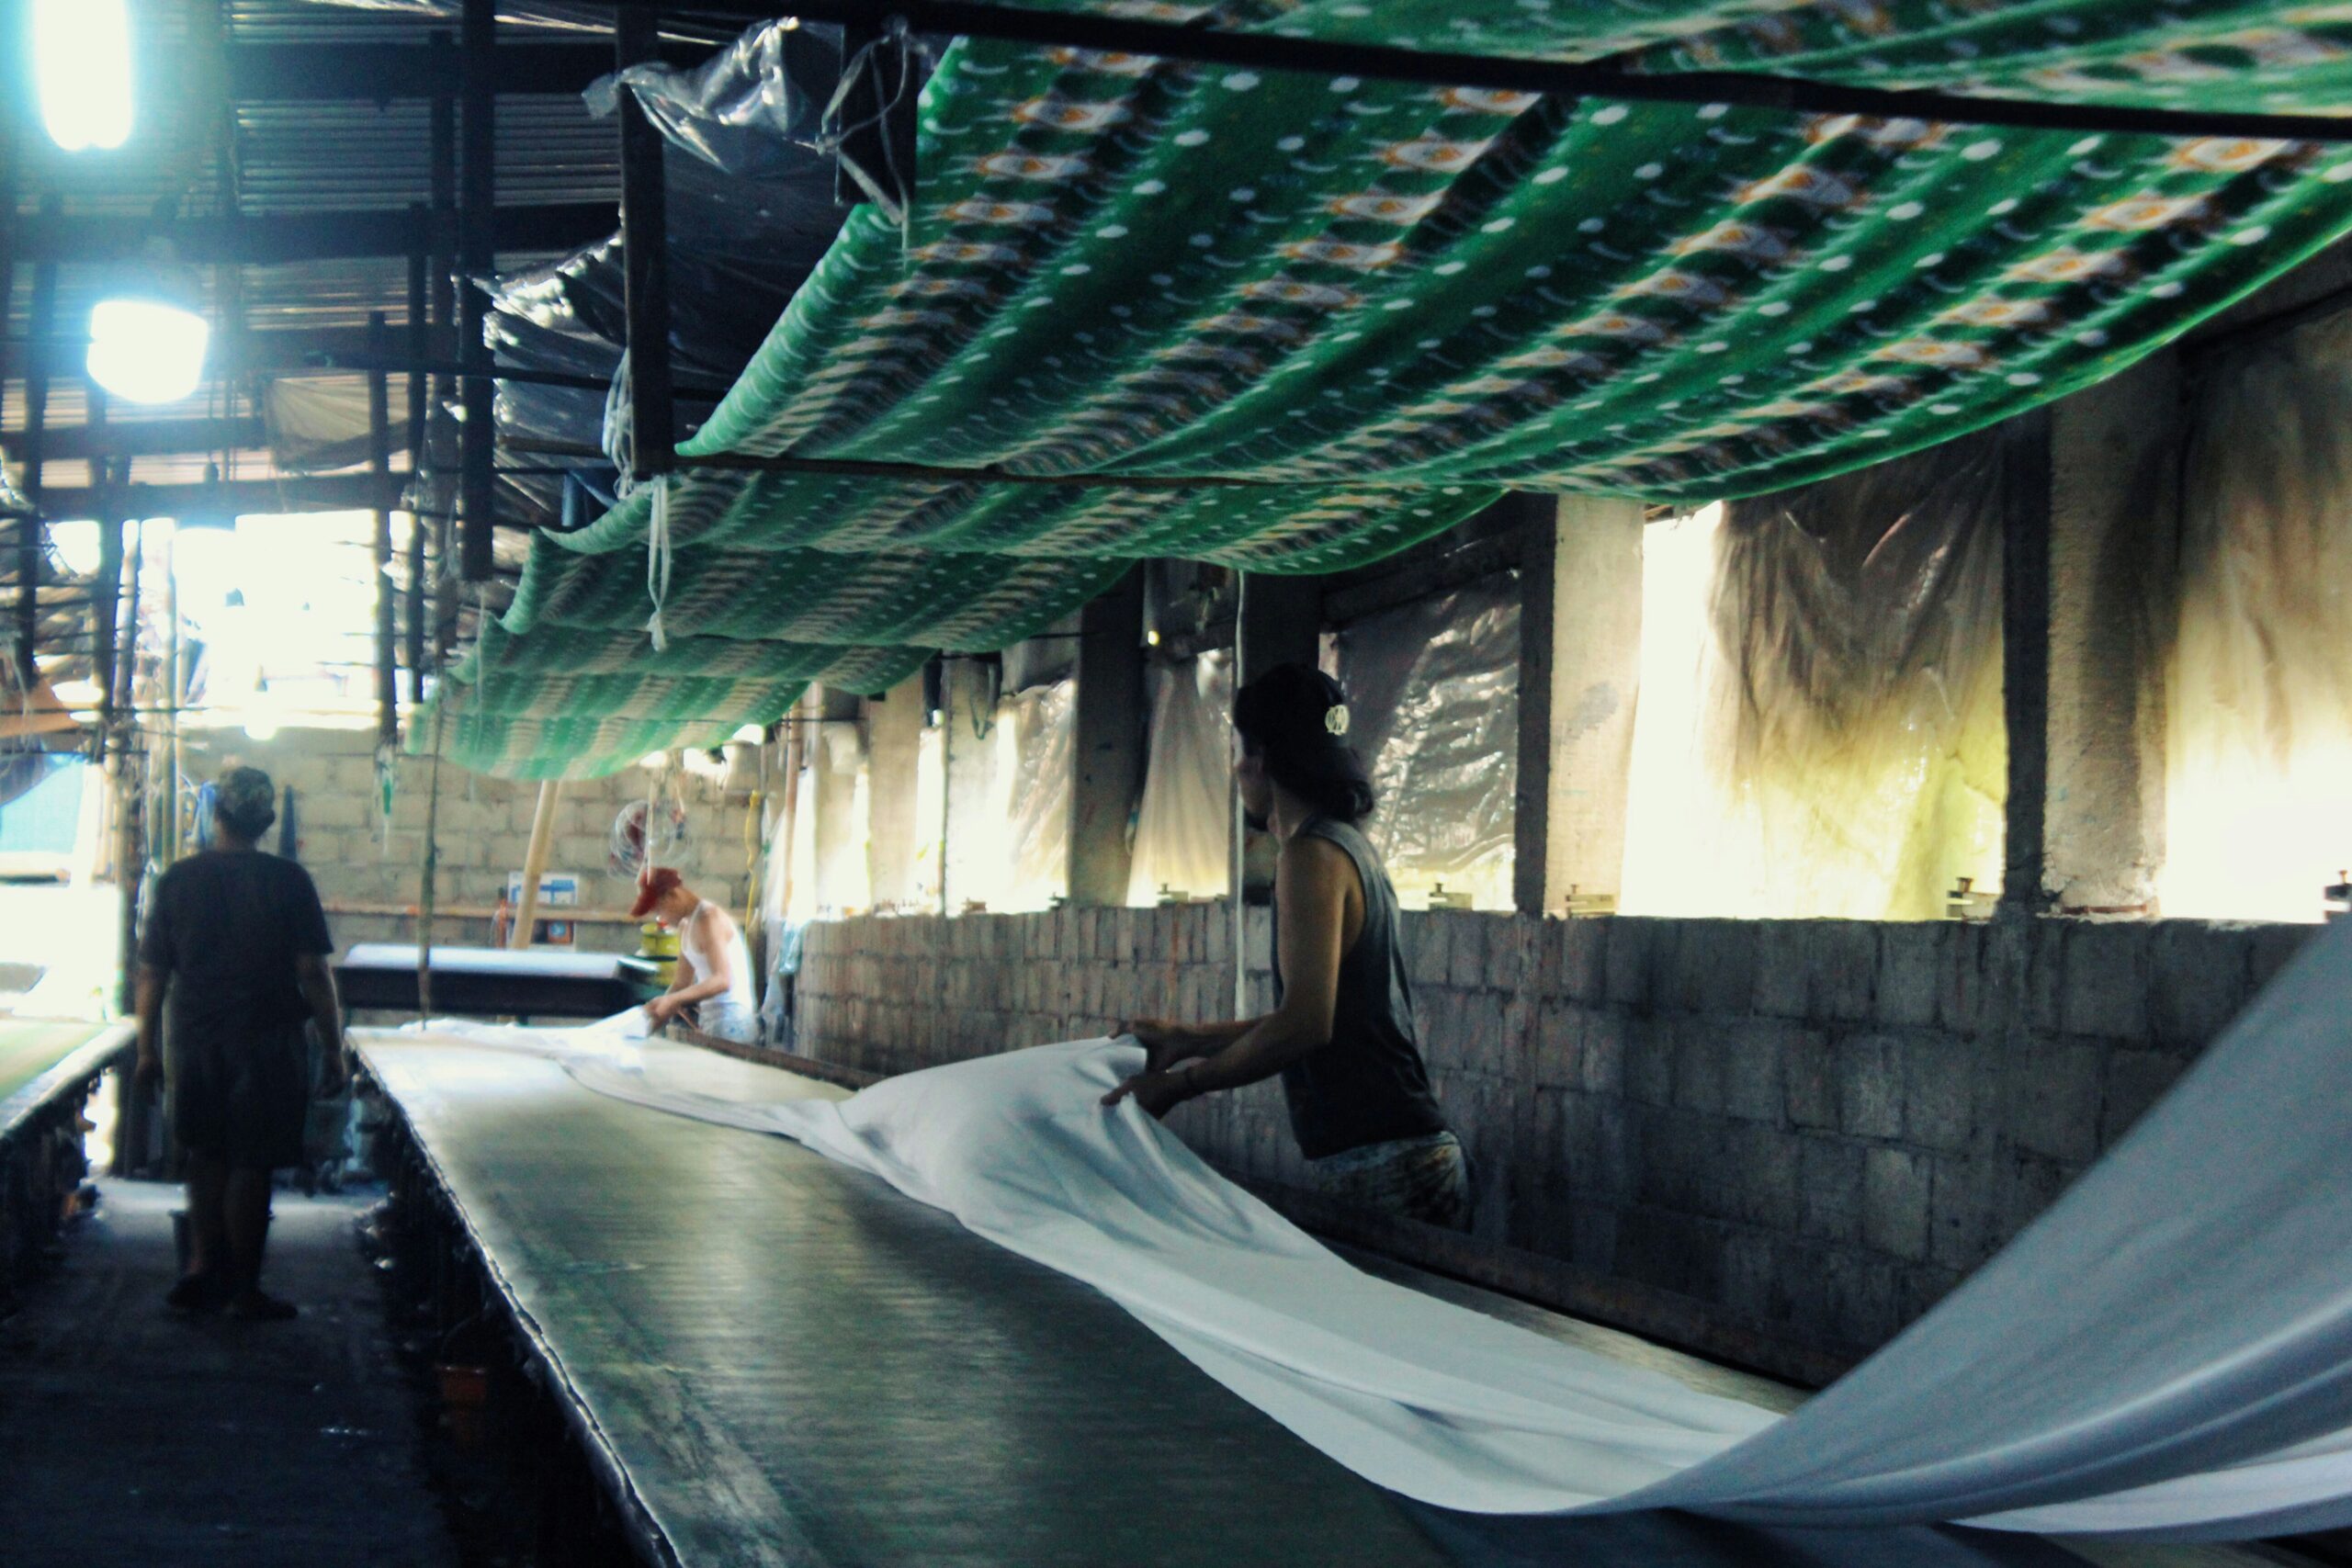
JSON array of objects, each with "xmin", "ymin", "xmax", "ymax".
[
  {"xmin": 1116, "ymin": 1016, "xmax": 1202, "ymax": 1074},
  {"xmin": 644, "ymin": 994, "xmax": 684, "ymax": 1027},
  {"xmin": 1101, "ymin": 1062, "xmax": 1197, "ymax": 1119}
]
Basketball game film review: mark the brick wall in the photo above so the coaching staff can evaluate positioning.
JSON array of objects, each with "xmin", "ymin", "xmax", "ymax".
[
  {"xmin": 796, "ymin": 906, "xmax": 2316, "ymax": 1375},
  {"xmin": 178, "ymin": 728, "xmax": 760, "ymax": 953}
]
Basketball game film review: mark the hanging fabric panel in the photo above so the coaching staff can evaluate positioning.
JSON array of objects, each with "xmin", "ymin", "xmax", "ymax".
[
  {"xmin": 439, "ymin": 2, "xmax": 2352, "ymax": 780},
  {"xmin": 978, "ymin": 0, "xmax": 2352, "ymax": 110},
  {"xmin": 688, "ymin": 42, "xmax": 2352, "ymax": 502}
]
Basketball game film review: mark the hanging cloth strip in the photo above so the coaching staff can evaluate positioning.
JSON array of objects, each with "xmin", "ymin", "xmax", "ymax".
[{"xmin": 392, "ymin": 919, "xmax": 2352, "ymax": 1539}]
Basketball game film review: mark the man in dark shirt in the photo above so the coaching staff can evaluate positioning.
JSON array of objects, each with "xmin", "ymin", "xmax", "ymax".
[{"xmin": 135, "ymin": 765, "xmax": 345, "ymax": 1319}]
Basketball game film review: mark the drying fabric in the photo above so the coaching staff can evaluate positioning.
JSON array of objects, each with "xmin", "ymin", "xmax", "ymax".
[
  {"xmin": 407, "ymin": 919, "xmax": 2352, "ymax": 1539},
  {"xmin": 982, "ymin": 0, "xmax": 2352, "ymax": 109},
  {"xmin": 435, "ymin": 0, "xmax": 2352, "ymax": 781}
]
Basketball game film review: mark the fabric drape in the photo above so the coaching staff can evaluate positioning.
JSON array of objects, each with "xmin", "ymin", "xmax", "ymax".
[{"xmin": 393, "ymin": 918, "xmax": 2352, "ymax": 1537}]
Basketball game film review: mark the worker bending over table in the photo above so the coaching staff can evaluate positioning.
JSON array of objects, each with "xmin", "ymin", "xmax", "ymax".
[
  {"xmin": 136, "ymin": 766, "xmax": 346, "ymax": 1318},
  {"xmin": 634, "ymin": 866, "xmax": 759, "ymax": 1043},
  {"xmin": 1104, "ymin": 664, "xmax": 1469, "ymax": 1230}
]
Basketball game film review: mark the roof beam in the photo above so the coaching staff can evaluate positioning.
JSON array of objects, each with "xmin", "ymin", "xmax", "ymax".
[
  {"xmin": 5, "ymin": 325, "xmax": 461, "ymax": 382},
  {"xmin": 14, "ymin": 205, "xmax": 614, "ymax": 265},
  {"xmin": 35, "ymin": 474, "xmax": 401, "ymax": 520},
  {"xmin": 605, "ymin": 0, "xmax": 2352, "ymax": 145},
  {"xmin": 222, "ymin": 39, "xmax": 707, "ymax": 101},
  {"xmin": 1, "ymin": 417, "xmax": 266, "ymax": 464}
]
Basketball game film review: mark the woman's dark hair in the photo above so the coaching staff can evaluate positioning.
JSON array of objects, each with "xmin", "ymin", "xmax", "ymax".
[{"xmin": 1232, "ymin": 662, "xmax": 1376, "ymax": 824}]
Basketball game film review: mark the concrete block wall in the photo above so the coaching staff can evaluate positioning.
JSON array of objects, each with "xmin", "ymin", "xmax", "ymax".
[
  {"xmin": 796, "ymin": 906, "xmax": 2318, "ymax": 1366},
  {"xmin": 178, "ymin": 728, "xmax": 759, "ymax": 953}
]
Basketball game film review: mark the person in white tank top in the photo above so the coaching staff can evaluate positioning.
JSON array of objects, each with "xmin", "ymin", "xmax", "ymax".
[{"xmin": 632, "ymin": 866, "xmax": 759, "ymax": 1043}]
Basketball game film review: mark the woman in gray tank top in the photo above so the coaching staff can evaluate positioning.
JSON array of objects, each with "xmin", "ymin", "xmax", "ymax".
[{"xmin": 1103, "ymin": 664, "xmax": 1470, "ymax": 1231}]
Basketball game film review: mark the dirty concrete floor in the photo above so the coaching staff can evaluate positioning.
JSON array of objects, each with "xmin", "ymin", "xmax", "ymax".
[{"xmin": 0, "ymin": 1179, "xmax": 460, "ymax": 1568}]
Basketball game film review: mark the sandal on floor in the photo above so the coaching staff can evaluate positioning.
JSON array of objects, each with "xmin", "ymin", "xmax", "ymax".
[
  {"xmin": 164, "ymin": 1272, "xmax": 228, "ymax": 1314},
  {"xmin": 224, "ymin": 1290, "xmax": 300, "ymax": 1322}
]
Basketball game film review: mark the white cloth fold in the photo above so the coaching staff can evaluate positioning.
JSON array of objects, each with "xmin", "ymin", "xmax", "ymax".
[{"xmin": 388, "ymin": 921, "xmax": 2352, "ymax": 1540}]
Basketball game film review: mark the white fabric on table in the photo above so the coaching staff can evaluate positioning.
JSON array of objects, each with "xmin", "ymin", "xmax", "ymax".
[{"xmin": 389, "ymin": 920, "xmax": 2352, "ymax": 1539}]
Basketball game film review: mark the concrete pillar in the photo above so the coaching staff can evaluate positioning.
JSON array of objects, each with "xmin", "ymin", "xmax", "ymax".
[
  {"xmin": 1070, "ymin": 570, "xmax": 1146, "ymax": 907},
  {"xmin": 1235, "ymin": 571, "xmax": 1322, "ymax": 902},
  {"xmin": 864, "ymin": 674, "xmax": 925, "ymax": 911},
  {"xmin": 808, "ymin": 686, "xmax": 866, "ymax": 915},
  {"xmin": 940, "ymin": 657, "xmax": 997, "ymax": 914},
  {"xmin": 1237, "ymin": 571, "xmax": 1321, "ymax": 688},
  {"xmin": 2041, "ymin": 356, "xmax": 2178, "ymax": 914},
  {"xmin": 1537, "ymin": 494, "xmax": 1645, "ymax": 917}
]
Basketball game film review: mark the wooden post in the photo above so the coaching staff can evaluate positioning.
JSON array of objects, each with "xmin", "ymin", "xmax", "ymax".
[{"xmin": 511, "ymin": 779, "xmax": 562, "ymax": 950}]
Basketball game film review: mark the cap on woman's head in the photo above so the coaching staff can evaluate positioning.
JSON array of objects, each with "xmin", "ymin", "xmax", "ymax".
[
  {"xmin": 630, "ymin": 865, "xmax": 684, "ymax": 919},
  {"xmin": 1232, "ymin": 662, "xmax": 1375, "ymax": 823},
  {"xmin": 217, "ymin": 765, "xmax": 277, "ymax": 840}
]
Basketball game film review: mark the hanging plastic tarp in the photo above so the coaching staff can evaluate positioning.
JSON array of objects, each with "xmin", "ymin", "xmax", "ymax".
[
  {"xmin": 582, "ymin": 19, "xmax": 842, "ymax": 179},
  {"xmin": 1333, "ymin": 581, "xmax": 1520, "ymax": 912},
  {"xmin": 986, "ymin": 679, "xmax": 1073, "ymax": 914},
  {"xmin": 1125, "ymin": 650, "xmax": 1231, "ymax": 908},
  {"xmin": 2163, "ymin": 312, "xmax": 2352, "ymax": 922},
  {"xmin": 1621, "ymin": 425, "xmax": 2010, "ymax": 921},
  {"xmin": 263, "ymin": 378, "xmax": 412, "ymax": 476}
]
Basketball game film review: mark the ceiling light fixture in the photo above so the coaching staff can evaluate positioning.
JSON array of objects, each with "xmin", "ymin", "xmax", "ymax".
[
  {"xmin": 34, "ymin": 0, "xmax": 133, "ymax": 152},
  {"xmin": 86, "ymin": 297, "xmax": 210, "ymax": 405}
]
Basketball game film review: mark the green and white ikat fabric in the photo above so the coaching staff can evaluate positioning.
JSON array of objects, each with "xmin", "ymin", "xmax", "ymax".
[{"xmin": 437, "ymin": 0, "xmax": 2352, "ymax": 777}]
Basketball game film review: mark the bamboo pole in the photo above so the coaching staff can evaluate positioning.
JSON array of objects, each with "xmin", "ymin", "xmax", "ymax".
[{"xmin": 511, "ymin": 779, "xmax": 562, "ymax": 950}]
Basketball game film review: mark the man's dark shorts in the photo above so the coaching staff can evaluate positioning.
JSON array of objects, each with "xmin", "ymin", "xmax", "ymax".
[{"xmin": 167, "ymin": 1021, "xmax": 310, "ymax": 1169}]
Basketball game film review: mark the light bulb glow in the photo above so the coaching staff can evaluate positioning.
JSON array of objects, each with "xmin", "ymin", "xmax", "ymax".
[
  {"xmin": 86, "ymin": 299, "xmax": 209, "ymax": 405},
  {"xmin": 35, "ymin": 0, "xmax": 133, "ymax": 152}
]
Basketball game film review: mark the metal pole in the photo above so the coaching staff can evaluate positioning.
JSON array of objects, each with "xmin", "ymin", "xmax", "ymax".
[
  {"xmin": 417, "ymin": 699, "xmax": 447, "ymax": 1021},
  {"xmin": 369, "ymin": 311, "xmax": 398, "ymax": 745},
  {"xmin": 615, "ymin": 6, "xmax": 673, "ymax": 483},
  {"xmin": 458, "ymin": 0, "xmax": 497, "ymax": 582},
  {"xmin": 162, "ymin": 525, "xmax": 183, "ymax": 867},
  {"xmin": 91, "ymin": 405, "xmax": 121, "ymax": 766},
  {"xmin": 429, "ymin": 39, "xmax": 460, "ymax": 657},
  {"xmin": 405, "ymin": 228, "xmax": 430, "ymax": 704},
  {"xmin": 17, "ymin": 199, "xmax": 61, "ymax": 690},
  {"xmin": 1230, "ymin": 575, "xmax": 1248, "ymax": 1017}
]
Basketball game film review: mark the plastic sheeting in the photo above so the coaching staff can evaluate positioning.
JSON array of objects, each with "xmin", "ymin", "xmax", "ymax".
[
  {"xmin": 986, "ymin": 679, "xmax": 1073, "ymax": 914},
  {"xmin": 1332, "ymin": 581, "xmax": 1520, "ymax": 912},
  {"xmin": 1125, "ymin": 651, "xmax": 1232, "ymax": 908},
  {"xmin": 421, "ymin": 917, "xmax": 2352, "ymax": 1537},
  {"xmin": 1621, "ymin": 427, "xmax": 2009, "ymax": 921},
  {"xmin": 583, "ymin": 20, "xmax": 842, "ymax": 180},
  {"xmin": 2161, "ymin": 312, "xmax": 2352, "ymax": 922},
  {"xmin": 263, "ymin": 378, "xmax": 412, "ymax": 476}
]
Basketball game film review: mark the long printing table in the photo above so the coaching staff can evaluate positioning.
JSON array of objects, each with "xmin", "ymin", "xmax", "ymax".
[
  {"xmin": 356, "ymin": 1032, "xmax": 2102, "ymax": 1568},
  {"xmin": 0, "ymin": 1018, "xmax": 133, "ymax": 1291},
  {"xmin": 0, "ymin": 1018, "xmax": 133, "ymax": 1152},
  {"xmin": 336, "ymin": 944, "xmax": 662, "ymax": 1021}
]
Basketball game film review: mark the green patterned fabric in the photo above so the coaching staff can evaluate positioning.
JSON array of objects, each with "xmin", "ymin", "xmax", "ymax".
[
  {"xmin": 435, "ymin": 3, "xmax": 2352, "ymax": 778},
  {"xmin": 995, "ymin": 0, "xmax": 2352, "ymax": 111}
]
